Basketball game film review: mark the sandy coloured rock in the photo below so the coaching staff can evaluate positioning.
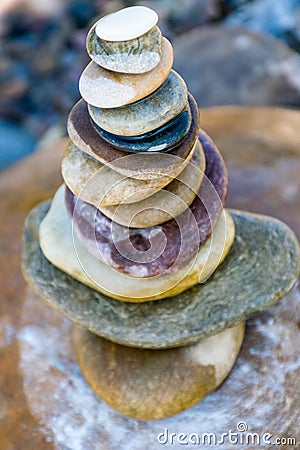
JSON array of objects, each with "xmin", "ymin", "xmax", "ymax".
[
  {"xmin": 88, "ymin": 70, "xmax": 187, "ymax": 136},
  {"xmin": 79, "ymin": 38, "xmax": 173, "ymax": 108},
  {"xmin": 73, "ymin": 323, "xmax": 245, "ymax": 420},
  {"xmin": 61, "ymin": 142, "xmax": 187, "ymax": 207},
  {"xmin": 99, "ymin": 141, "xmax": 205, "ymax": 227}
]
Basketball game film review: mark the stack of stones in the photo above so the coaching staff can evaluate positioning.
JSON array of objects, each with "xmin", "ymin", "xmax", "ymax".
[{"xmin": 22, "ymin": 6, "xmax": 300, "ymax": 421}]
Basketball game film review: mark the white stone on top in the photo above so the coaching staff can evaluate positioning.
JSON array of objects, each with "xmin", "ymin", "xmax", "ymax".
[{"xmin": 95, "ymin": 6, "xmax": 158, "ymax": 42}]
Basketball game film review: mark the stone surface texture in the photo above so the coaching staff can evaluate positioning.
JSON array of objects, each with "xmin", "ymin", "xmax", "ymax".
[
  {"xmin": 99, "ymin": 142, "xmax": 205, "ymax": 227},
  {"xmin": 67, "ymin": 96, "xmax": 199, "ymax": 180},
  {"xmin": 61, "ymin": 142, "xmax": 189, "ymax": 207},
  {"xmin": 87, "ymin": 24, "xmax": 162, "ymax": 74},
  {"xmin": 23, "ymin": 201, "xmax": 299, "ymax": 349},
  {"xmin": 79, "ymin": 38, "xmax": 173, "ymax": 108},
  {"xmin": 65, "ymin": 130, "xmax": 226, "ymax": 277},
  {"xmin": 88, "ymin": 70, "xmax": 187, "ymax": 137},
  {"xmin": 92, "ymin": 104, "xmax": 191, "ymax": 153},
  {"xmin": 73, "ymin": 323, "xmax": 245, "ymax": 420},
  {"xmin": 38, "ymin": 187, "xmax": 234, "ymax": 302},
  {"xmin": 1, "ymin": 107, "xmax": 300, "ymax": 448}
]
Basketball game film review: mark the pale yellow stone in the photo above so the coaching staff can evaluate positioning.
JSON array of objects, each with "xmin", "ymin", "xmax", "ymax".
[
  {"xmin": 61, "ymin": 142, "xmax": 181, "ymax": 206},
  {"xmin": 39, "ymin": 186, "xmax": 235, "ymax": 302},
  {"xmin": 99, "ymin": 142, "xmax": 205, "ymax": 227}
]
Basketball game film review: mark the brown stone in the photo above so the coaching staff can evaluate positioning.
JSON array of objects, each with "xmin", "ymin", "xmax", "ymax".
[
  {"xmin": 23, "ymin": 201, "xmax": 299, "ymax": 349},
  {"xmin": 73, "ymin": 323, "xmax": 245, "ymax": 421},
  {"xmin": 67, "ymin": 94, "xmax": 200, "ymax": 180}
]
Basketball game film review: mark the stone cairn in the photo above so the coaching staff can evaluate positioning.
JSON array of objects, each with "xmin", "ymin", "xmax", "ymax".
[{"xmin": 22, "ymin": 6, "xmax": 300, "ymax": 421}]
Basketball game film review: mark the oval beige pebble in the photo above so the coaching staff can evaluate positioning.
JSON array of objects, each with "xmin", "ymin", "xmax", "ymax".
[
  {"xmin": 79, "ymin": 37, "xmax": 173, "ymax": 108},
  {"xmin": 95, "ymin": 6, "xmax": 158, "ymax": 42},
  {"xmin": 61, "ymin": 142, "xmax": 182, "ymax": 207},
  {"xmin": 73, "ymin": 322, "xmax": 245, "ymax": 420},
  {"xmin": 88, "ymin": 70, "xmax": 188, "ymax": 136},
  {"xmin": 38, "ymin": 186, "xmax": 235, "ymax": 302},
  {"xmin": 99, "ymin": 141, "xmax": 205, "ymax": 227}
]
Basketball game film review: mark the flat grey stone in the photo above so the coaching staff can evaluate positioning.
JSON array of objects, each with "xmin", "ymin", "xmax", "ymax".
[{"xmin": 22, "ymin": 202, "xmax": 300, "ymax": 349}]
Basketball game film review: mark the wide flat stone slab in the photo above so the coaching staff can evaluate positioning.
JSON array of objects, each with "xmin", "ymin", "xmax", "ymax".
[{"xmin": 22, "ymin": 202, "xmax": 299, "ymax": 349}]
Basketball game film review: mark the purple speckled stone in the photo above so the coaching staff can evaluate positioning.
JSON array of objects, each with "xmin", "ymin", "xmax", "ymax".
[{"xmin": 65, "ymin": 130, "xmax": 227, "ymax": 277}]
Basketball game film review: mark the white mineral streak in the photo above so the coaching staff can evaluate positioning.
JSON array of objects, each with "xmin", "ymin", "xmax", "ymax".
[
  {"xmin": 189, "ymin": 326, "xmax": 244, "ymax": 385},
  {"xmin": 17, "ymin": 283, "xmax": 300, "ymax": 449},
  {"xmin": 95, "ymin": 6, "xmax": 158, "ymax": 42}
]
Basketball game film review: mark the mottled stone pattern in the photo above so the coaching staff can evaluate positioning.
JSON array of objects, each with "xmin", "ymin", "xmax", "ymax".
[
  {"xmin": 22, "ymin": 202, "xmax": 299, "ymax": 349},
  {"xmin": 65, "ymin": 130, "xmax": 226, "ymax": 277},
  {"xmin": 87, "ymin": 25, "xmax": 162, "ymax": 74},
  {"xmin": 99, "ymin": 142, "xmax": 205, "ymax": 227},
  {"xmin": 88, "ymin": 70, "xmax": 187, "ymax": 136},
  {"xmin": 79, "ymin": 38, "xmax": 173, "ymax": 108},
  {"xmin": 73, "ymin": 323, "xmax": 245, "ymax": 421},
  {"xmin": 39, "ymin": 187, "xmax": 234, "ymax": 302}
]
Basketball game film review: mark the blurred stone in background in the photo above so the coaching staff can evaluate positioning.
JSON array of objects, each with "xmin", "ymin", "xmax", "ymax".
[
  {"xmin": 0, "ymin": 0, "xmax": 300, "ymax": 170},
  {"xmin": 225, "ymin": 0, "xmax": 300, "ymax": 52},
  {"xmin": 174, "ymin": 26, "xmax": 300, "ymax": 107}
]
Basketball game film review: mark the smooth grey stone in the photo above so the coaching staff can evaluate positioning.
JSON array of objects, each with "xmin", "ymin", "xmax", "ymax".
[
  {"xmin": 22, "ymin": 202, "xmax": 300, "ymax": 349},
  {"xmin": 88, "ymin": 70, "xmax": 188, "ymax": 137},
  {"xmin": 92, "ymin": 105, "xmax": 191, "ymax": 153}
]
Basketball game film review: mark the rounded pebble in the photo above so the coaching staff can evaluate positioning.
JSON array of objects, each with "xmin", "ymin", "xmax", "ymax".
[
  {"xmin": 89, "ymin": 70, "xmax": 187, "ymax": 136},
  {"xmin": 87, "ymin": 25, "xmax": 162, "ymax": 74},
  {"xmin": 95, "ymin": 6, "xmax": 158, "ymax": 42},
  {"xmin": 92, "ymin": 104, "xmax": 191, "ymax": 153},
  {"xmin": 79, "ymin": 38, "xmax": 173, "ymax": 108},
  {"xmin": 73, "ymin": 323, "xmax": 245, "ymax": 420}
]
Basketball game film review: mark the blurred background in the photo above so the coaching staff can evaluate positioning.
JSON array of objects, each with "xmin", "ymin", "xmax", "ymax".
[{"xmin": 1, "ymin": 0, "xmax": 300, "ymax": 170}]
